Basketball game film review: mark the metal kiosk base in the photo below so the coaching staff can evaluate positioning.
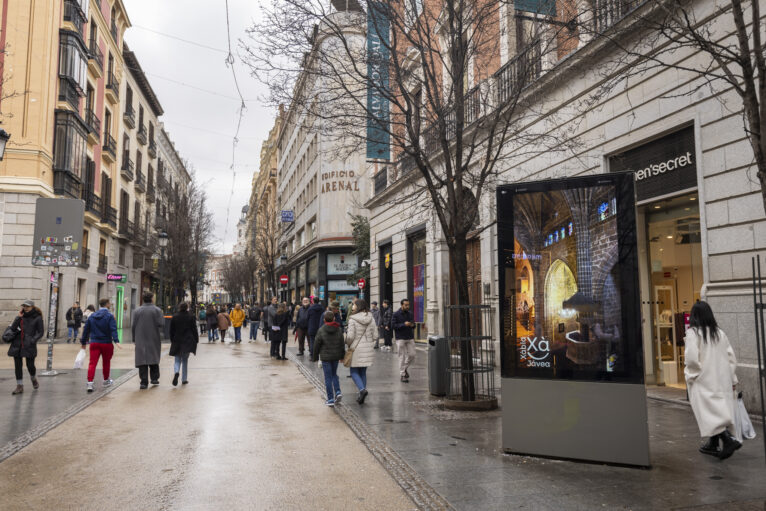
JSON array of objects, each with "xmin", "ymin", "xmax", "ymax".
[{"xmin": 502, "ymin": 378, "xmax": 651, "ymax": 467}]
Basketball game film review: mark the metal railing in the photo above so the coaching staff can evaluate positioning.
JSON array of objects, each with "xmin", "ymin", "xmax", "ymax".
[
  {"xmin": 120, "ymin": 153, "xmax": 134, "ymax": 180},
  {"xmin": 101, "ymin": 205, "xmax": 117, "ymax": 227},
  {"xmin": 137, "ymin": 125, "xmax": 147, "ymax": 145},
  {"xmin": 123, "ymin": 106, "xmax": 135, "ymax": 128},
  {"xmin": 373, "ymin": 166, "xmax": 388, "ymax": 195},
  {"xmin": 146, "ymin": 185, "xmax": 155, "ymax": 202},
  {"xmin": 63, "ymin": 0, "xmax": 86, "ymax": 36},
  {"xmin": 85, "ymin": 107, "xmax": 101, "ymax": 136},
  {"xmin": 148, "ymin": 139, "xmax": 157, "ymax": 158},
  {"xmin": 81, "ymin": 189, "xmax": 102, "ymax": 215},
  {"xmin": 106, "ymin": 72, "xmax": 119, "ymax": 98},
  {"xmin": 79, "ymin": 247, "xmax": 90, "ymax": 269},
  {"xmin": 103, "ymin": 132, "xmax": 117, "ymax": 158},
  {"xmin": 594, "ymin": 0, "xmax": 644, "ymax": 33},
  {"xmin": 58, "ymin": 78, "xmax": 81, "ymax": 110},
  {"xmin": 97, "ymin": 254, "xmax": 108, "ymax": 273},
  {"xmin": 135, "ymin": 171, "xmax": 146, "ymax": 192},
  {"xmin": 132, "ymin": 252, "xmax": 144, "ymax": 270},
  {"xmin": 494, "ymin": 39, "xmax": 542, "ymax": 106},
  {"xmin": 88, "ymin": 39, "xmax": 103, "ymax": 70}
]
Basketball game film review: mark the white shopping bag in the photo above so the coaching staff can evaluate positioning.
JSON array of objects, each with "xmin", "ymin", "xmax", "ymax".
[
  {"xmin": 73, "ymin": 348, "xmax": 87, "ymax": 369},
  {"xmin": 733, "ymin": 393, "xmax": 756, "ymax": 442}
]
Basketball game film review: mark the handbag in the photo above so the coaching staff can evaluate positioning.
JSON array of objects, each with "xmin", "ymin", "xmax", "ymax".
[
  {"xmin": 342, "ymin": 348, "xmax": 354, "ymax": 367},
  {"xmin": 3, "ymin": 325, "xmax": 19, "ymax": 343}
]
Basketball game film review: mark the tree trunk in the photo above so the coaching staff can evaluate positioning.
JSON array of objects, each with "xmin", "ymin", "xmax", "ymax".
[{"xmin": 449, "ymin": 232, "xmax": 476, "ymax": 401}]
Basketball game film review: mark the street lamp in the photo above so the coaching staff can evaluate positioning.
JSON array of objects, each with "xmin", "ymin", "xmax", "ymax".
[
  {"xmin": 158, "ymin": 231, "xmax": 168, "ymax": 311},
  {"xmin": 0, "ymin": 129, "xmax": 11, "ymax": 160}
]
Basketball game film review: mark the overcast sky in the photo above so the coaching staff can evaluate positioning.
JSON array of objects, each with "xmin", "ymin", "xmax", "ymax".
[{"xmin": 123, "ymin": 0, "xmax": 273, "ymax": 254}]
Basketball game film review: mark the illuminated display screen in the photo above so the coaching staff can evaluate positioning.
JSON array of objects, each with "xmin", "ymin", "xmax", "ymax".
[{"xmin": 497, "ymin": 174, "xmax": 644, "ymax": 383}]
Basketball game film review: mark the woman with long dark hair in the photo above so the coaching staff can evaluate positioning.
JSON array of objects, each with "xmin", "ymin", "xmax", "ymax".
[
  {"xmin": 684, "ymin": 300, "xmax": 740, "ymax": 460},
  {"xmin": 169, "ymin": 302, "xmax": 199, "ymax": 386},
  {"xmin": 6, "ymin": 300, "xmax": 44, "ymax": 395}
]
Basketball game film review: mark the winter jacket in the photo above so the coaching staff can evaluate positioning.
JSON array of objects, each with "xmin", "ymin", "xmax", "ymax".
[
  {"xmin": 371, "ymin": 308, "xmax": 381, "ymax": 327},
  {"xmin": 217, "ymin": 312, "xmax": 231, "ymax": 330},
  {"xmin": 132, "ymin": 303, "xmax": 164, "ymax": 366},
  {"xmin": 392, "ymin": 308, "xmax": 415, "ymax": 340},
  {"xmin": 380, "ymin": 306, "xmax": 393, "ymax": 331},
  {"xmin": 169, "ymin": 310, "xmax": 199, "ymax": 357},
  {"xmin": 264, "ymin": 304, "xmax": 278, "ymax": 330},
  {"xmin": 230, "ymin": 308, "xmax": 246, "ymax": 328},
  {"xmin": 685, "ymin": 327, "xmax": 738, "ymax": 437},
  {"xmin": 312, "ymin": 322, "xmax": 345, "ymax": 362},
  {"xmin": 345, "ymin": 312, "xmax": 377, "ymax": 368},
  {"xmin": 81, "ymin": 308, "xmax": 119, "ymax": 345},
  {"xmin": 307, "ymin": 303, "xmax": 324, "ymax": 336},
  {"xmin": 66, "ymin": 307, "xmax": 83, "ymax": 328},
  {"xmin": 7, "ymin": 308, "xmax": 44, "ymax": 358},
  {"xmin": 248, "ymin": 307, "xmax": 262, "ymax": 322},
  {"xmin": 269, "ymin": 312, "xmax": 288, "ymax": 343},
  {"xmin": 206, "ymin": 308, "xmax": 218, "ymax": 329},
  {"xmin": 296, "ymin": 306, "xmax": 310, "ymax": 330}
]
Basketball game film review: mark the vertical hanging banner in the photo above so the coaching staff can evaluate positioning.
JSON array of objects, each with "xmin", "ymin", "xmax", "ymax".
[{"xmin": 367, "ymin": 1, "xmax": 391, "ymax": 160}]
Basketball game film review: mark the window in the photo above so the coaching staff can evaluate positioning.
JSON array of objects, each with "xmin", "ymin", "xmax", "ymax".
[
  {"xmin": 118, "ymin": 246, "xmax": 126, "ymax": 266},
  {"xmin": 125, "ymin": 86, "xmax": 133, "ymax": 112},
  {"xmin": 53, "ymin": 110, "xmax": 88, "ymax": 178},
  {"xmin": 138, "ymin": 105, "xmax": 144, "ymax": 127},
  {"xmin": 134, "ymin": 201, "xmax": 141, "ymax": 225},
  {"xmin": 309, "ymin": 221, "xmax": 316, "ymax": 240},
  {"xmin": 58, "ymin": 31, "xmax": 88, "ymax": 101},
  {"xmin": 107, "ymin": 52, "xmax": 114, "ymax": 77},
  {"xmin": 136, "ymin": 151, "xmax": 143, "ymax": 172},
  {"xmin": 104, "ymin": 108, "xmax": 112, "ymax": 136}
]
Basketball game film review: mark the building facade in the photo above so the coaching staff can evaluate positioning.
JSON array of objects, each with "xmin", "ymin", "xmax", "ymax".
[
  {"xmin": 365, "ymin": 0, "xmax": 766, "ymax": 413},
  {"xmin": 201, "ymin": 254, "xmax": 231, "ymax": 306}
]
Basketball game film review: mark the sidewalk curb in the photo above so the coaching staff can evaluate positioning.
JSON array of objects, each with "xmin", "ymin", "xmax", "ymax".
[
  {"xmin": 647, "ymin": 395, "xmax": 764, "ymax": 424},
  {"xmin": 0, "ymin": 368, "xmax": 138, "ymax": 463},
  {"xmin": 287, "ymin": 352, "xmax": 454, "ymax": 511}
]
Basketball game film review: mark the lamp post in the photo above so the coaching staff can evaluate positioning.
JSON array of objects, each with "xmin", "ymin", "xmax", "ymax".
[
  {"xmin": 0, "ymin": 129, "xmax": 11, "ymax": 160},
  {"xmin": 158, "ymin": 231, "xmax": 168, "ymax": 311}
]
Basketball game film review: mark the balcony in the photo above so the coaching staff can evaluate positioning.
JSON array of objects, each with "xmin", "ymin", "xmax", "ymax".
[
  {"xmin": 85, "ymin": 108, "xmax": 101, "ymax": 145},
  {"xmin": 135, "ymin": 170, "xmax": 146, "ymax": 192},
  {"xmin": 146, "ymin": 184, "xmax": 156, "ymax": 203},
  {"xmin": 132, "ymin": 224, "xmax": 147, "ymax": 249},
  {"xmin": 132, "ymin": 252, "xmax": 145, "ymax": 270},
  {"xmin": 102, "ymin": 132, "xmax": 117, "ymax": 162},
  {"xmin": 63, "ymin": 0, "xmax": 86, "ymax": 37},
  {"xmin": 594, "ymin": 0, "xmax": 644, "ymax": 33},
  {"xmin": 101, "ymin": 205, "xmax": 117, "ymax": 228},
  {"xmin": 120, "ymin": 153, "xmax": 134, "ymax": 181},
  {"xmin": 136, "ymin": 125, "xmax": 148, "ymax": 146},
  {"xmin": 494, "ymin": 40, "xmax": 542, "ymax": 106},
  {"xmin": 119, "ymin": 218, "xmax": 135, "ymax": 238},
  {"xmin": 373, "ymin": 166, "xmax": 388, "ymax": 195},
  {"xmin": 79, "ymin": 247, "xmax": 90, "ymax": 269},
  {"xmin": 123, "ymin": 106, "xmax": 136, "ymax": 129},
  {"xmin": 157, "ymin": 174, "xmax": 168, "ymax": 192},
  {"xmin": 58, "ymin": 77, "xmax": 81, "ymax": 110},
  {"xmin": 81, "ymin": 188, "xmax": 102, "ymax": 217},
  {"xmin": 53, "ymin": 170, "xmax": 82, "ymax": 199},
  {"xmin": 88, "ymin": 40, "xmax": 103, "ymax": 78},
  {"xmin": 97, "ymin": 254, "xmax": 108, "ymax": 274},
  {"xmin": 148, "ymin": 139, "xmax": 157, "ymax": 158},
  {"xmin": 105, "ymin": 72, "xmax": 119, "ymax": 103}
]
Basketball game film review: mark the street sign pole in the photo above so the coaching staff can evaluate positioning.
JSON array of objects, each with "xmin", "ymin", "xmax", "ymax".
[{"xmin": 40, "ymin": 266, "xmax": 60, "ymax": 376}]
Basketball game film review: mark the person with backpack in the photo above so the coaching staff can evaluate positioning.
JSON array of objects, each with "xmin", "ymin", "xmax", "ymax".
[
  {"xmin": 312, "ymin": 311, "xmax": 346, "ymax": 406},
  {"xmin": 198, "ymin": 306, "xmax": 207, "ymax": 335},
  {"xmin": 6, "ymin": 300, "xmax": 44, "ymax": 395},
  {"xmin": 206, "ymin": 305, "xmax": 218, "ymax": 342},
  {"xmin": 65, "ymin": 301, "xmax": 83, "ymax": 343},
  {"xmin": 248, "ymin": 302, "xmax": 262, "ymax": 343},
  {"xmin": 81, "ymin": 298, "xmax": 120, "ymax": 393}
]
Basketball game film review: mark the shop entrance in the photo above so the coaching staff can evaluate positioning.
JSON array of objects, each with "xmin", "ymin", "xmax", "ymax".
[{"xmin": 641, "ymin": 192, "xmax": 702, "ymax": 388}]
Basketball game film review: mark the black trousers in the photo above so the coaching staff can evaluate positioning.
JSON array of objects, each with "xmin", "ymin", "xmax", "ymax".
[
  {"xmin": 383, "ymin": 329, "xmax": 393, "ymax": 347},
  {"xmin": 296, "ymin": 328, "xmax": 307, "ymax": 353},
  {"xmin": 14, "ymin": 356, "xmax": 36, "ymax": 381},
  {"xmin": 281, "ymin": 340, "xmax": 287, "ymax": 358},
  {"xmin": 138, "ymin": 364, "xmax": 160, "ymax": 384},
  {"xmin": 270, "ymin": 338, "xmax": 279, "ymax": 357}
]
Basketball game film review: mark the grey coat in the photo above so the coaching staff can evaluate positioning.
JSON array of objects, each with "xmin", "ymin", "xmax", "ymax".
[{"xmin": 132, "ymin": 303, "xmax": 164, "ymax": 366}]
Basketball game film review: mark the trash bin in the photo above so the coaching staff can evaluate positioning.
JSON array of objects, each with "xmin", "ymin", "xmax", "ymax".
[
  {"xmin": 428, "ymin": 335, "xmax": 449, "ymax": 396},
  {"xmin": 163, "ymin": 316, "xmax": 172, "ymax": 340}
]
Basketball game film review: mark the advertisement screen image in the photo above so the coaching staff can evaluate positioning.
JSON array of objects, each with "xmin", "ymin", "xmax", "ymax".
[{"xmin": 499, "ymin": 176, "xmax": 642, "ymax": 383}]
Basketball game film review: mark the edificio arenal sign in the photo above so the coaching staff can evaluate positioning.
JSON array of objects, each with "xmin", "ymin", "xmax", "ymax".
[
  {"xmin": 31, "ymin": 198, "xmax": 84, "ymax": 267},
  {"xmin": 609, "ymin": 125, "xmax": 696, "ymax": 202}
]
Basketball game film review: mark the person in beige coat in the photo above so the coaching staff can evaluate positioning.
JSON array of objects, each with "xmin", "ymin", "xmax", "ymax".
[
  {"xmin": 684, "ymin": 301, "xmax": 741, "ymax": 460},
  {"xmin": 217, "ymin": 310, "xmax": 231, "ymax": 343},
  {"xmin": 345, "ymin": 299, "xmax": 377, "ymax": 404}
]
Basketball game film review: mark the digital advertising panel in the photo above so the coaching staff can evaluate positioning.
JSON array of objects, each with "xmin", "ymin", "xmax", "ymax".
[{"xmin": 497, "ymin": 173, "xmax": 644, "ymax": 383}]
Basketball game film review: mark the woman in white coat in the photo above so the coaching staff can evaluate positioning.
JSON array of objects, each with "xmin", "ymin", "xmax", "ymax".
[
  {"xmin": 684, "ymin": 301, "xmax": 741, "ymax": 460},
  {"xmin": 345, "ymin": 299, "xmax": 377, "ymax": 405}
]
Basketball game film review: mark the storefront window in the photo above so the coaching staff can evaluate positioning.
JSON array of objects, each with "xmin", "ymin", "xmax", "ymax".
[{"xmin": 410, "ymin": 236, "xmax": 427, "ymax": 330}]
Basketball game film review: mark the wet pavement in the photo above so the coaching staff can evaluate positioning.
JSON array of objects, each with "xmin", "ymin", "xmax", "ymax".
[
  {"xmin": 0, "ymin": 340, "xmax": 415, "ymax": 510},
  {"xmin": 288, "ymin": 344, "xmax": 766, "ymax": 511}
]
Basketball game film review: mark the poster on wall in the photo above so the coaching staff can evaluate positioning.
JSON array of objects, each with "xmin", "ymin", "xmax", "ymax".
[
  {"xmin": 497, "ymin": 173, "xmax": 643, "ymax": 383},
  {"xmin": 327, "ymin": 254, "xmax": 358, "ymax": 275},
  {"xmin": 412, "ymin": 263, "xmax": 425, "ymax": 323}
]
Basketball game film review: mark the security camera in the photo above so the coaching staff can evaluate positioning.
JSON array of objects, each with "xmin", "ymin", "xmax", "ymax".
[{"xmin": 361, "ymin": 259, "xmax": 371, "ymax": 267}]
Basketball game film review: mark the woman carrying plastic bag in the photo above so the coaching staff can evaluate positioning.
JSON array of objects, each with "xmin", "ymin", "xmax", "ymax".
[{"xmin": 733, "ymin": 391, "xmax": 757, "ymax": 443}]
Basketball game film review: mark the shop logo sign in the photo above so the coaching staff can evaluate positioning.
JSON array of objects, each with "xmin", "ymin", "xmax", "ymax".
[
  {"xmin": 634, "ymin": 152, "xmax": 693, "ymax": 181},
  {"xmin": 519, "ymin": 336, "xmax": 551, "ymax": 368}
]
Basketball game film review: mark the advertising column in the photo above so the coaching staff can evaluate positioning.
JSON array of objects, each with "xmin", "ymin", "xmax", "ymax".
[{"xmin": 497, "ymin": 174, "xmax": 650, "ymax": 466}]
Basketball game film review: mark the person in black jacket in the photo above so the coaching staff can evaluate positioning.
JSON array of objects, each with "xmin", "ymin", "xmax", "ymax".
[
  {"xmin": 295, "ymin": 297, "xmax": 310, "ymax": 356},
  {"xmin": 7, "ymin": 300, "xmax": 44, "ymax": 395},
  {"xmin": 312, "ymin": 311, "xmax": 346, "ymax": 406},
  {"xmin": 269, "ymin": 303, "xmax": 289, "ymax": 359},
  {"xmin": 169, "ymin": 302, "xmax": 199, "ymax": 386},
  {"xmin": 65, "ymin": 301, "xmax": 83, "ymax": 343},
  {"xmin": 306, "ymin": 297, "xmax": 324, "ymax": 358},
  {"xmin": 380, "ymin": 300, "xmax": 393, "ymax": 352},
  {"xmin": 392, "ymin": 299, "xmax": 416, "ymax": 382},
  {"xmin": 248, "ymin": 303, "xmax": 262, "ymax": 342}
]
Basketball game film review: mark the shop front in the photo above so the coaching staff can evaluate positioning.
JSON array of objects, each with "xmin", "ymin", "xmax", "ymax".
[
  {"xmin": 284, "ymin": 250, "xmax": 359, "ymax": 315},
  {"xmin": 609, "ymin": 125, "xmax": 702, "ymax": 388}
]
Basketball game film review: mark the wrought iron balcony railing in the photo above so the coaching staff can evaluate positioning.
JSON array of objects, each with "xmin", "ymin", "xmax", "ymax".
[
  {"xmin": 123, "ymin": 106, "xmax": 136, "ymax": 128},
  {"xmin": 85, "ymin": 108, "xmax": 101, "ymax": 136},
  {"xmin": 137, "ymin": 125, "xmax": 148, "ymax": 146},
  {"xmin": 102, "ymin": 132, "xmax": 117, "ymax": 159},
  {"xmin": 97, "ymin": 254, "xmax": 108, "ymax": 273},
  {"xmin": 121, "ymin": 153, "xmax": 135, "ymax": 181}
]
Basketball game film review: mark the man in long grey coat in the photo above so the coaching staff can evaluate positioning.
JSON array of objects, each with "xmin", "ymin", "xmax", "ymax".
[{"xmin": 132, "ymin": 292, "xmax": 164, "ymax": 389}]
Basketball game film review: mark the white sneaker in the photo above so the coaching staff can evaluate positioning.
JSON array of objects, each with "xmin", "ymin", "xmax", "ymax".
[
  {"xmin": 103, "ymin": 379, "xmax": 114, "ymax": 387},
  {"xmin": 86, "ymin": 382, "xmax": 94, "ymax": 393}
]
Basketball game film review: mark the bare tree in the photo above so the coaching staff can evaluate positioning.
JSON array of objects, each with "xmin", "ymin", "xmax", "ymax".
[
  {"xmin": 582, "ymin": 0, "xmax": 766, "ymax": 214},
  {"xmin": 253, "ymin": 196, "xmax": 281, "ymax": 300},
  {"xmin": 221, "ymin": 255, "xmax": 247, "ymax": 304}
]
